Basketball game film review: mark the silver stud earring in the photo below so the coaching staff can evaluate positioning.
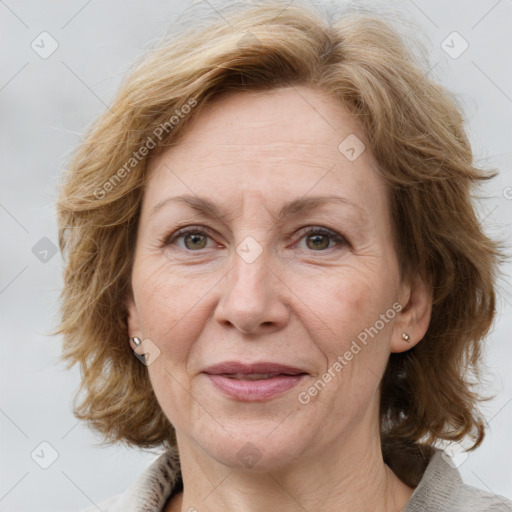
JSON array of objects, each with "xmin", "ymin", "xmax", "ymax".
[
  {"xmin": 401, "ymin": 332, "xmax": 411, "ymax": 343},
  {"xmin": 131, "ymin": 337, "xmax": 142, "ymax": 347}
]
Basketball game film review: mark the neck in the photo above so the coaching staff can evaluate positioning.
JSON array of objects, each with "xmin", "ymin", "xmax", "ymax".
[{"xmin": 172, "ymin": 416, "xmax": 414, "ymax": 512}]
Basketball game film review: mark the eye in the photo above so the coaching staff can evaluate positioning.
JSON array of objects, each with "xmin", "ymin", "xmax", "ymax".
[
  {"xmin": 295, "ymin": 226, "xmax": 347, "ymax": 251},
  {"xmin": 164, "ymin": 226, "xmax": 216, "ymax": 251},
  {"xmin": 163, "ymin": 225, "xmax": 348, "ymax": 252}
]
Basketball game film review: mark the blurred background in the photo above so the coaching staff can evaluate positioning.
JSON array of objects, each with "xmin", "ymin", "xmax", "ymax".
[{"xmin": 1, "ymin": 0, "xmax": 511, "ymax": 510}]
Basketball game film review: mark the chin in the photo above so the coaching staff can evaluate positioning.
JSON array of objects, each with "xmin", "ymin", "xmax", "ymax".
[{"xmin": 194, "ymin": 422, "xmax": 309, "ymax": 472}]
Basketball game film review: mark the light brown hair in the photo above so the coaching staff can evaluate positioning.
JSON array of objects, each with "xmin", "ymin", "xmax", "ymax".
[{"xmin": 55, "ymin": 0, "xmax": 506, "ymax": 480}]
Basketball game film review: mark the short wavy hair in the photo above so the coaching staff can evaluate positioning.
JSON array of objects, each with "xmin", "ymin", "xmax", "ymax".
[{"xmin": 55, "ymin": 0, "xmax": 506, "ymax": 477}]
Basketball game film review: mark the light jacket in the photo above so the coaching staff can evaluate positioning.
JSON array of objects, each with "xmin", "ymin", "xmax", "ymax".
[{"xmin": 77, "ymin": 446, "xmax": 512, "ymax": 511}]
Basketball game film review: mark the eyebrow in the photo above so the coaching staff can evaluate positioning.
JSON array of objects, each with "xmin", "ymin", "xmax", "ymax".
[{"xmin": 149, "ymin": 193, "xmax": 367, "ymax": 225}]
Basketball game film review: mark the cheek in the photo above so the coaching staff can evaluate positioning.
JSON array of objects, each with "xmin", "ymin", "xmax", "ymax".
[
  {"xmin": 300, "ymin": 263, "xmax": 397, "ymax": 364},
  {"xmin": 133, "ymin": 264, "xmax": 205, "ymax": 424},
  {"xmin": 133, "ymin": 260, "xmax": 204, "ymax": 363}
]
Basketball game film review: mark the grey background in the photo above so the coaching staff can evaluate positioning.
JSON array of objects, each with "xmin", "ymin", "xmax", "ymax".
[{"xmin": 1, "ymin": 1, "xmax": 511, "ymax": 510}]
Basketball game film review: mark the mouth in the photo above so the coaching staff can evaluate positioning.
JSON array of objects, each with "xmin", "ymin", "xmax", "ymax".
[
  {"xmin": 219, "ymin": 372, "xmax": 306, "ymax": 380},
  {"xmin": 203, "ymin": 361, "xmax": 307, "ymax": 376},
  {"xmin": 202, "ymin": 362, "xmax": 309, "ymax": 401},
  {"xmin": 202, "ymin": 361, "xmax": 309, "ymax": 402}
]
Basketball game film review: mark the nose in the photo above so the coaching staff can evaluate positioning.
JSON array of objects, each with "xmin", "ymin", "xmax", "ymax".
[{"xmin": 213, "ymin": 247, "xmax": 290, "ymax": 336}]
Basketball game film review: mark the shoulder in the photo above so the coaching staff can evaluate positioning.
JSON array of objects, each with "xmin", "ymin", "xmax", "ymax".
[
  {"xmin": 404, "ymin": 449, "xmax": 512, "ymax": 512},
  {"xmin": 452, "ymin": 483, "xmax": 512, "ymax": 512}
]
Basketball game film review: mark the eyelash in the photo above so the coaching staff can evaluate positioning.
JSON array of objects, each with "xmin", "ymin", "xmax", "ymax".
[{"xmin": 162, "ymin": 225, "xmax": 348, "ymax": 252}]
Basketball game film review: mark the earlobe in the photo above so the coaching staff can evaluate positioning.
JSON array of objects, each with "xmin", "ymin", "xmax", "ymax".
[{"xmin": 390, "ymin": 275, "xmax": 432, "ymax": 353}]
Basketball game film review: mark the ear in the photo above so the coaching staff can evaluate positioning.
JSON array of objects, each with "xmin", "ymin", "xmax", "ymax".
[
  {"xmin": 390, "ymin": 273, "xmax": 432, "ymax": 353},
  {"xmin": 126, "ymin": 291, "xmax": 144, "ymax": 353}
]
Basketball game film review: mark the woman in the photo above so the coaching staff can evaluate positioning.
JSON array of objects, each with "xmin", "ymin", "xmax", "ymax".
[{"xmin": 56, "ymin": 1, "xmax": 512, "ymax": 511}]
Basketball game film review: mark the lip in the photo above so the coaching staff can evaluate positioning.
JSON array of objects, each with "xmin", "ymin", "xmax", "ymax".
[
  {"xmin": 202, "ymin": 361, "xmax": 309, "ymax": 402},
  {"xmin": 203, "ymin": 361, "xmax": 307, "ymax": 376},
  {"xmin": 205, "ymin": 374, "xmax": 307, "ymax": 401}
]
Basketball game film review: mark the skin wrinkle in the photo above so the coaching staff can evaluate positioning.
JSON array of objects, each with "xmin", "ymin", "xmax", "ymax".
[
  {"xmin": 127, "ymin": 86, "xmax": 432, "ymax": 512},
  {"xmin": 149, "ymin": 193, "xmax": 368, "ymax": 228},
  {"xmin": 147, "ymin": 207, "xmax": 369, "ymax": 261}
]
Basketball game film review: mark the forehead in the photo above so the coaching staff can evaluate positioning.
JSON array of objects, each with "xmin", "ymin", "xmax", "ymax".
[
  {"xmin": 162, "ymin": 86, "xmax": 361, "ymax": 157},
  {"xmin": 143, "ymin": 86, "xmax": 387, "ymax": 221}
]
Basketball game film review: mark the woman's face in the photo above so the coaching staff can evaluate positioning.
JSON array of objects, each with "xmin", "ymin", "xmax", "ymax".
[{"xmin": 127, "ymin": 86, "xmax": 428, "ymax": 470}]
